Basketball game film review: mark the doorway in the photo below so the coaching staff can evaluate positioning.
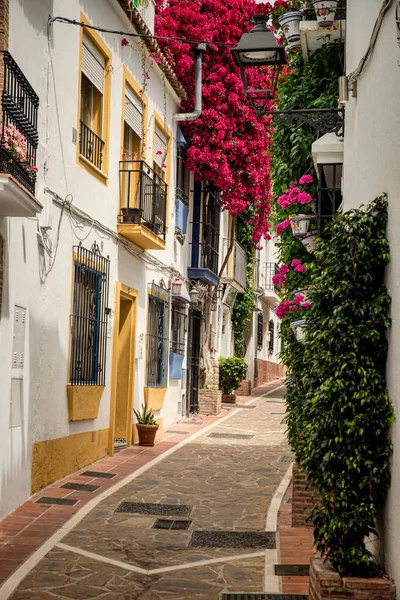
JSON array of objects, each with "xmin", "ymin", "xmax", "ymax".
[
  {"xmin": 109, "ymin": 284, "xmax": 137, "ymax": 453},
  {"xmin": 187, "ymin": 309, "xmax": 201, "ymax": 414}
]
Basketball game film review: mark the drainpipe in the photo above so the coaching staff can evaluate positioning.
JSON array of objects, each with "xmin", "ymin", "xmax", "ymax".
[{"xmin": 173, "ymin": 43, "xmax": 206, "ymax": 122}]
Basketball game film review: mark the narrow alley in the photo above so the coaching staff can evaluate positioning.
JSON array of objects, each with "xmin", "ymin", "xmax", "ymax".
[{"xmin": 0, "ymin": 382, "xmax": 313, "ymax": 599}]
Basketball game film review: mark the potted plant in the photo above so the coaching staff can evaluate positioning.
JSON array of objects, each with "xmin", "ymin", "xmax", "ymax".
[
  {"xmin": 289, "ymin": 214, "xmax": 316, "ymax": 238},
  {"xmin": 312, "ymin": 0, "xmax": 338, "ymax": 27},
  {"xmin": 120, "ymin": 206, "xmax": 143, "ymax": 224},
  {"xmin": 133, "ymin": 402, "xmax": 159, "ymax": 446},
  {"xmin": 219, "ymin": 356, "xmax": 248, "ymax": 404}
]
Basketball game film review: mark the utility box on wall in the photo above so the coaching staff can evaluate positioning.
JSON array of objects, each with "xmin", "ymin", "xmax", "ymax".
[{"xmin": 10, "ymin": 305, "xmax": 26, "ymax": 428}]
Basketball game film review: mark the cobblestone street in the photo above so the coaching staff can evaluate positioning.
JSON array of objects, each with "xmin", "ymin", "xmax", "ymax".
[{"xmin": 0, "ymin": 382, "xmax": 314, "ymax": 599}]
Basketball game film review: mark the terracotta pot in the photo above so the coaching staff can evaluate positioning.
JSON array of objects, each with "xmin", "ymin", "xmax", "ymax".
[
  {"xmin": 222, "ymin": 392, "xmax": 237, "ymax": 404},
  {"xmin": 136, "ymin": 423, "xmax": 159, "ymax": 446}
]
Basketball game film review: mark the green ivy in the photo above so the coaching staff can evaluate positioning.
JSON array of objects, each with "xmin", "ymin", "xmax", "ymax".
[
  {"xmin": 281, "ymin": 196, "xmax": 393, "ymax": 577},
  {"xmin": 232, "ymin": 212, "xmax": 256, "ymax": 358}
]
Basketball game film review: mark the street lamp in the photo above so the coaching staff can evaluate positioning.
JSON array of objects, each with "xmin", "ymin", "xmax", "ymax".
[
  {"xmin": 231, "ymin": 15, "xmax": 287, "ymax": 115},
  {"xmin": 233, "ymin": 16, "xmax": 345, "ymax": 136}
]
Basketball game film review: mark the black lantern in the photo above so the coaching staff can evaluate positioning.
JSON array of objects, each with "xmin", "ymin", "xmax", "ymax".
[{"xmin": 231, "ymin": 15, "xmax": 287, "ymax": 115}]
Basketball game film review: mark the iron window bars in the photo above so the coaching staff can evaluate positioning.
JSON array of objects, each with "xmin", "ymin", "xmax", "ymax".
[
  {"xmin": 317, "ymin": 163, "xmax": 343, "ymax": 235},
  {"xmin": 203, "ymin": 185, "xmax": 221, "ymax": 275},
  {"xmin": 170, "ymin": 300, "xmax": 187, "ymax": 356},
  {"xmin": 222, "ymin": 239, "xmax": 247, "ymax": 291},
  {"xmin": 119, "ymin": 159, "xmax": 167, "ymax": 239},
  {"xmin": 0, "ymin": 51, "xmax": 39, "ymax": 195},
  {"xmin": 80, "ymin": 120, "xmax": 105, "ymax": 170},
  {"xmin": 262, "ymin": 262, "xmax": 279, "ymax": 292},
  {"xmin": 69, "ymin": 243, "xmax": 110, "ymax": 386},
  {"xmin": 257, "ymin": 312, "xmax": 263, "ymax": 350},
  {"xmin": 146, "ymin": 281, "xmax": 170, "ymax": 387},
  {"xmin": 176, "ymin": 145, "xmax": 190, "ymax": 206},
  {"xmin": 268, "ymin": 319, "xmax": 274, "ymax": 354}
]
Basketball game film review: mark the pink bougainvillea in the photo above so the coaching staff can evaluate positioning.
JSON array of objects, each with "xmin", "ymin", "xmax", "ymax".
[
  {"xmin": 277, "ymin": 174, "xmax": 314, "ymax": 210},
  {"xmin": 291, "ymin": 259, "xmax": 307, "ymax": 273},
  {"xmin": 276, "ymin": 219, "xmax": 291, "ymax": 235},
  {"xmin": 154, "ymin": 0, "xmax": 286, "ymax": 244},
  {"xmin": 276, "ymin": 294, "xmax": 310, "ymax": 320}
]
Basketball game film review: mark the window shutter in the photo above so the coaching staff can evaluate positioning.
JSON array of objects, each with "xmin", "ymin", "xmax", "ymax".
[
  {"xmin": 154, "ymin": 126, "xmax": 168, "ymax": 167},
  {"xmin": 82, "ymin": 35, "xmax": 105, "ymax": 93},
  {"xmin": 124, "ymin": 86, "xmax": 143, "ymax": 137}
]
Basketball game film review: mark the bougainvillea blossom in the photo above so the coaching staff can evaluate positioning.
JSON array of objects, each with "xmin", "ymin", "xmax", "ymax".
[{"xmin": 154, "ymin": 0, "xmax": 285, "ymax": 244}]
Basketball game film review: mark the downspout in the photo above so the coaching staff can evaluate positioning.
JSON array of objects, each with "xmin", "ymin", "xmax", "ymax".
[{"xmin": 173, "ymin": 43, "xmax": 206, "ymax": 122}]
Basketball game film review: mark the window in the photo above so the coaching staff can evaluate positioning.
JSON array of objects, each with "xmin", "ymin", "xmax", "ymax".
[
  {"xmin": 146, "ymin": 283, "xmax": 170, "ymax": 387},
  {"xmin": 80, "ymin": 33, "xmax": 106, "ymax": 170},
  {"xmin": 268, "ymin": 319, "xmax": 274, "ymax": 354},
  {"xmin": 123, "ymin": 85, "xmax": 143, "ymax": 160},
  {"xmin": 176, "ymin": 145, "xmax": 190, "ymax": 205},
  {"xmin": 203, "ymin": 186, "xmax": 221, "ymax": 274},
  {"xmin": 257, "ymin": 312, "xmax": 263, "ymax": 350},
  {"xmin": 69, "ymin": 244, "xmax": 110, "ymax": 385},
  {"xmin": 170, "ymin": 301, "xmax": 187, "ymax": 355},
  {"xmin": 153, "ymin": 124, "xmax": 168, "ymax": 180},
  {"xmin": 317, "ymin": 163, "xmax": 343, "ymax": 234}
]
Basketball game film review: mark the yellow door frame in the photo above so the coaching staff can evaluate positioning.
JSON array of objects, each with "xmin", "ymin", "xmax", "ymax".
[{"xmin": 108, "ymin": 282, "xmax": 138, "ymax": 455}]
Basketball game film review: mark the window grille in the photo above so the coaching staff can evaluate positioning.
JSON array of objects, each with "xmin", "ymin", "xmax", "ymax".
[
  {"xmin": 176, "ymin": 145, "xmax": 190, "ymax": 205},
  {"xmin": 317, "ymin": 163, "xmax": 343, "ymax": 234},
  {"xmin": 146, "ymin": 282, "xmax": 170, "ymax": 387},
  {"xmin": 69, "ymin": 243, "xmax": 110, "ymax": 385},
  {"xmin": 170, "ymin": 301, "xmax": 187, "ymax": 355},
  {"xmin": 257, "ymin": 313, "xmax": 263, "ymax": 350},
  {"xmin": 203, "ymin": 185, "xmax": 221, "ymax": 274},
  {"xmin": 268, "ymin": 319, "xmax": 274, "ymax": 354}
]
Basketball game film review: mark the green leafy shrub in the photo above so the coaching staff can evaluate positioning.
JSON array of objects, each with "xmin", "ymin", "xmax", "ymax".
[
  {"xmin": 133, "ymin": 402, "xmax": 157, "ymax": 425},
  {"xmin": 219, "ymin": 357, "xmax": 248, "ymax": 394},
  {"xmin": 282, "ymin": 195, "xmax": 393, "ymax": 577}
]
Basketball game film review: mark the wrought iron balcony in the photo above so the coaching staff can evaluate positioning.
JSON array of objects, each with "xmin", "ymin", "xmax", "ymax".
[
  {"xmin": 259, "ymin": 262, "xmax": 280, "ymax": 306},
  {"xmin": 222, "ymin": 238, "xmax": 247, "ymax": 293},
  {"xmin": 0, "ymin": 51, "xmax": 39, "ymax": 196},
  {"xmin": 118, "ymin": 160, "xmax": 167, "ymax": 249},
  {"xmin": 79, "ymin": 121, "xmax": 104, "ymax": 171}
]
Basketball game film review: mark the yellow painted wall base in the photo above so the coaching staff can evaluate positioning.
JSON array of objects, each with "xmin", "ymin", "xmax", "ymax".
[
  {"xmin": 31, "ymin": 428, "xmax": 109, "ymax": 494},
  {"xmin": 144, "ymin": 387, "xmax": 167, "ymax": 411},
  {"xmin": 132, "ymin": 418, "xmax": 163, "ymax": 444},
  {"xmin": 67, "ymin": 385, "xmax": 105, "ymax": 421}
]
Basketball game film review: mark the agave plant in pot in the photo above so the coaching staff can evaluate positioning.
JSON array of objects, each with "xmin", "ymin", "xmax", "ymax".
[{"xmin": 133, "ymin": 402, "xmax": 159, "ymax": 446}]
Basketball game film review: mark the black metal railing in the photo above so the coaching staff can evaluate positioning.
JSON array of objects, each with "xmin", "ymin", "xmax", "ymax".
[
  {"xmin": 268, "ymin": 319, "xmax": 274, "ymax": 354},
  {"xmin": 146, "ymin": 293, "xmax": 169, "ymax": 387},
  {"xmin": 222, "ymin": 239, "xmax": 247, "ymax": 290},
  {"xmin": 261, "ymin": 262, "xmax": 279, "ymax": 293},
  {"xmin": 80, "ymin": 120, "xmax": 104, "ymax": 170},
  {"xmin": 170, "ymin": 301, "xmax": 187, "ymax": 355},
  {"xmin": 317, "ymin": 162, "xmax": 343, "ymax": 235},
  {"xmin": 69, "ymin": 243, "xmax": 110, "ymax": 386},
  {"xmin": 0, "ymin": 51, "xmax": 39, "ymax": 195},
  {"xmin": 176, "ymin": 145, "xmax": 189, "ymax": 206},
  {"xmin": 119, "ymin": 159, "xmax": 167, "ymax": 238}
]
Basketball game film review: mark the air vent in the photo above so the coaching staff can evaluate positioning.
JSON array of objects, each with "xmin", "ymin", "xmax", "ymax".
[
  {"xmin": 190, "ymin": 531, "xmax": 276, "ymax": 549},
  {"xmin": 115, "ymin": 502, "xmax": 192, "ymax": 516}
]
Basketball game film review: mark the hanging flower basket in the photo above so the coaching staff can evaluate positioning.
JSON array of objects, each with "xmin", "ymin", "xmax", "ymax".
[
  {"xmin": 300, "ymin": 232, "xmax": 317, "ymax": 252},
  {"xmin": 289, "ymin": 214, "xmax": 316, "ymax": 238},
  {"xmin": 278, "ymin": 11, "xmax": 303, "ymax": 52},
  {"xmin": 312, "ymin": 1, "xmax": 338, "ymax": 27},
  {"xmin": 290, "ymin": 319, "xmax": 306, "ymax": 342}
]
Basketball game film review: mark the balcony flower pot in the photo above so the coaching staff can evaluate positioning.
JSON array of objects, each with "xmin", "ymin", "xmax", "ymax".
[
  {"xmin": 309, "ymin": 558, "xmax": 396, "ymax": 600},
  {"xmin": 278, "ymin": 11, "xmax": 302, "ymax": 52},
  {"xmin": 290, "ymin": 214, "xmax": 316, "ymax": 238},
  {"xmin": 121, "ymin": 207, "xmax": 143, "ymax": 224},
  {"xmin": 134, "ymin": 402, "xmax": 159, "ymax": 446},
  {"xmin": 136, "ymin": 423, "xmax": 159, "ymax": 446},
  {"xmin": 300, "ymin": 232, "xmax": 317, "ymax": 252},
  {"xmin": 312, "ymin": 1, "xmax": 338, "ymax": 27}
]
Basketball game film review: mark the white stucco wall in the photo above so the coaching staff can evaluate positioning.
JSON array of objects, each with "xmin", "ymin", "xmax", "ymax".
[
  {"xmin": 0, "ymin": 0, "xmax": 185, "ymax": 517},
  {"xmin": 342, "ymin": 1, "xmax": 400, "ymax": 591}
]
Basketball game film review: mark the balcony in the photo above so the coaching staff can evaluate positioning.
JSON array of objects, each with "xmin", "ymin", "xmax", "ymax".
[
  {"xmin": 188, "ymin": 241, "xmax": 220, "ymax": 287},
  {"xmin": 300, "ymin": 3, "xmax": 346, "ymax": 62},
  {"xmin": 221, "ymin": 239, "xmax": 247, "ymax": 293},
  {"xmin": 0, "ymin": 51, "xmax": 42, "ymax": 217},
  {"xmin": 118, "ymin": 160, "xmax": 167, "ymax": 250},
  {"xmin": 259, "ymin": 262, "xmax": 280, "ymax": 306},
  {"xmin": 79, "ymin": 121, "xmax": 105, "ymax": 171}
]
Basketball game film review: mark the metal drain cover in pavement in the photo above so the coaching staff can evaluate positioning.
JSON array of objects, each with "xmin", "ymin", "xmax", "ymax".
[
  {"xmin": 81, "ymin": 471, "xmax": 117, "ymax": 479},
  {"xmin": 36, "ymin": 497, "xmax": 78, "ymax": 506},
  {"xmin": 115, "ymin": 502, "xmax": 192, "ymax": 516},
  {"xmin": 181, "ymin": 420, "xmax": 204, "ymax": 425},
  {"xmin": 275, "ymin": 564, "xmax": 309, "ymax": 576},
  {"xmin": 190, "ymin": 531, "xmax": 276, "ymax": 548},
  {"xmin": 279, "ymin": 455, "xmax": 295, "ymax": 463},
  {"xmin": 207, "ymin": 433, "xmax": 254, "ymax": 440},
  {"xmin": 221, "ymin": 595, "xmax": 308, "ymax": 600},
  {"xmin": 222, "ymin": 404, "xmax": 256, "ymax": 409},
  {"xmin": 153, "ymin": 519, "xmax": 192, "ymax": 530},
  {"xmin": 165, "ymin": 430, "xmax": 190, "ymax": 435},
  {"xmin": 61, "ymin": 482, "xmax": 100, "ymax": 492}
]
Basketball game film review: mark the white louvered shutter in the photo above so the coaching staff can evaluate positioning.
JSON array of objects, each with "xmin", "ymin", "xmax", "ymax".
[
  {"xmin": 154, "ymin": 126, "xmax": 168, "ymax": 168},
  {"xmin": 124, "ymin": 86, "xmax": 143, "ymax": 137},
  {"xmin": 82, "ymin": 35, "xmax": 105, "ymax": 93}
]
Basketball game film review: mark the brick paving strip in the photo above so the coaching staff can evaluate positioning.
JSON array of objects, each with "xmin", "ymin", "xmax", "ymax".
[{"xmin": 0, "ymin": 379, "xmax": 293, "ymax": 600}]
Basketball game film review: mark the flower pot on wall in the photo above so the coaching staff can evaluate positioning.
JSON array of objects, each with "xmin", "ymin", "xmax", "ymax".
[
  {"xmin": 121, "ymin": 207, "xmax": 143, "ymax": 224},
  {"xmin": 278, "ymin": 11, "xmax": 302, "ymax": 52},
  {"xmin": 290, "ymin": 214, "xmax": 316, "ymax": 238},
  {"xmin": 300, "ymin": 233, "xmax": 317, "ymax": 252},
  {"xmin": 312, "ymin": 1, "xmax": 338, "ymax": 27}
]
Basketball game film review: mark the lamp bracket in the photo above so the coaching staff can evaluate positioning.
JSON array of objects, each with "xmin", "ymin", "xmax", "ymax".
[{"xmin": 260, "ymin": 108, "xmax": 345, "ymax": 136}]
